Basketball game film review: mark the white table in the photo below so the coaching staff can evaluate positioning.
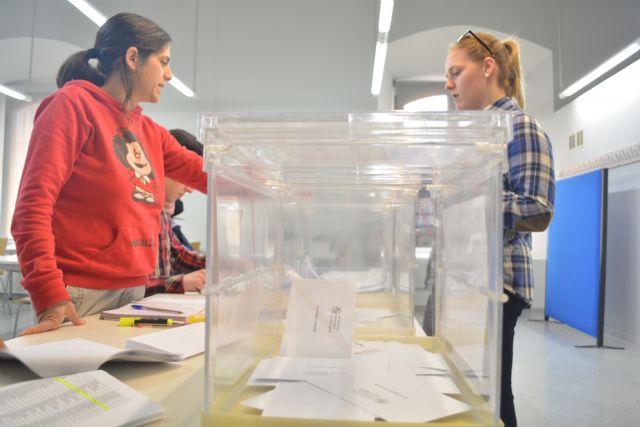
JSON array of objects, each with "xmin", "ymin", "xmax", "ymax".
[{"xmin": 0, "ymin": 313, "xmax": 204, "ymax": 427}]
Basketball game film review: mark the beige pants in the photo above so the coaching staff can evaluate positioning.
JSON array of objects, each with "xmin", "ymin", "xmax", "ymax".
[{"xmin": 66, "ymin": 285, "xmax": 146, "ymax": 317}]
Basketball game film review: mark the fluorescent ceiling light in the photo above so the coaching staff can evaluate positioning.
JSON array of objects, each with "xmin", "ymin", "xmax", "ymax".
[
  {"xmin": 371, "ymin": 41, "xmax": 388, "ymax": 96},
  {"xmin": 68, "ymin": 0, "xmax": 195, "ymax": 98},
  {"xmin": 0, "ymin": 84, "xmax": 32, "ymax": 102},
  {"xmin": 169, "ymin": 76, "xmax": 195, "ymax": 98},
  {"xmin": 67, "ymin": 0, "xmax": 106, "ymax": 26},
  {"xmin": 559, "ymin": 41, "xmax": 640, "ymax": 99},
  {"xmin": 378, "ymin": 0, "xmax": 394, "ymax": 33},
  {"xmin": 371, "ymin": 0, "xmax": 394, "ymax": 96}
]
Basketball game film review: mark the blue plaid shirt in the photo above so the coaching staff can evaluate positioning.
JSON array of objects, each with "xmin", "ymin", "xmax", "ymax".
[{"xmin": 488, "ymin": 97, "xmax": 555, "ymax": 305}]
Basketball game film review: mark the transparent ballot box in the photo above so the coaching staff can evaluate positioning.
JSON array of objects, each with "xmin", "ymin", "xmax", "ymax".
[{"xmin": 199, "ymin": 112, "xmax": 512, "ymax": 426}]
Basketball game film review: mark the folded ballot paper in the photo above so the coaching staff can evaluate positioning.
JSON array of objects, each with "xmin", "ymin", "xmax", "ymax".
[
  {"xmin": 244, "ymin": 342, "xmax": 466, "ymax": 423},
  {"xmin": 0, "ymin": 370, "xmax": 164, "ymax": 427},
  {"xmin": 244, "ymin": 355, "xmax": 469, "ymax": 423}
]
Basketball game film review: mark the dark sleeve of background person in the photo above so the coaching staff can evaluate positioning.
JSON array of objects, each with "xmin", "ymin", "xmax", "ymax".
[{"xmin": 171, "ymin": 199, "xmax": 193, "ymax": 250}]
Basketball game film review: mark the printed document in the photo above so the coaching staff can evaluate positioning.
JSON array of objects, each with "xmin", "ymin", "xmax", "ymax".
[{"xmin": 0, "ymin": 370, "xmax": 164, "ymax": 427}]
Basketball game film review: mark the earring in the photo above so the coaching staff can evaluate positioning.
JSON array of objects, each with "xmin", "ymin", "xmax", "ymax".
[{"xmin": 484, "ymin": 73, "xmax": 489, "ymax": 77}]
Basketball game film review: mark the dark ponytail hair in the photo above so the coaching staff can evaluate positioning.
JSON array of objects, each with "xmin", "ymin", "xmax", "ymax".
[{"xmin": 56, "ymin": 12, "xmax": 171, "ymax": 107}]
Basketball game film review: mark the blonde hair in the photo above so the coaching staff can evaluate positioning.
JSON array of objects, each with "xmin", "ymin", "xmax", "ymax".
[{"xmin": 451, "ymin": 32, "xmax": 526, "ymax": 109}]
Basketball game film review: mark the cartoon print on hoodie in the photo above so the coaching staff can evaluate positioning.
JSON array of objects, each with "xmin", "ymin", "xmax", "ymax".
[{"xmin": 112, "ymin": 128, "xmax": 158, "ymax": 204}]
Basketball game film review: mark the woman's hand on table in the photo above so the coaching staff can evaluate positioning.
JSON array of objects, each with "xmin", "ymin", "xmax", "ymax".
[{"xmin": 19, "ymin": 300, "xmax": 85, "ymax": 336}]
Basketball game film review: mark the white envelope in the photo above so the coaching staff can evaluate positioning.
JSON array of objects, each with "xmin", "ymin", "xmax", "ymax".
[{"xmin": 280, "ymin": 278, "xmax": 356, "ymax": 358}]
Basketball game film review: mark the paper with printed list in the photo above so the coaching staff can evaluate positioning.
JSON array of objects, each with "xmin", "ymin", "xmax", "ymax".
[
  {"xmin": 0, "ymin": 370, "xmax": 164, "ymax": 427},
  {"xmin": 280, "ymin": 278, "xmax": 357, "ymax": 358}
]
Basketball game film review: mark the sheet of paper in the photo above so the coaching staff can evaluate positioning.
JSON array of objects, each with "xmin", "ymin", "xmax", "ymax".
[
  {"xmin": 258, "ymin": 381, "xmax": 375, "ymax": 421},
  {"xmin": 126, "ymin": 322, "xmax": 205, "ymax": 359},
  {"xmin": 0, "ymin": 370, "xmax": 164, "ymax": 427},
  {"xmin": 0, "ymin": 338, "xmax": 180, "ymax": 377},
  {"xmin": 280, "ymin": 278, "xmax": 356, "ymax": 358},
  {"xmin": 306, "ymin": 360, "xmax": 469, "ymax": 423}
]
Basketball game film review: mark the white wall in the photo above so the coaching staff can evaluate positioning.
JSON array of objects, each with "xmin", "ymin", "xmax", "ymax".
[{"xmin": 549, "ymin": 59, "xmax": 640, "ymax": 173}]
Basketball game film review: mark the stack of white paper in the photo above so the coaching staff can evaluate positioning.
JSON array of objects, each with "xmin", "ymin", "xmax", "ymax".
[
  {"xmin": 243, "ymin": 355, "xmax": 469, "ymax": 423},
  {"xmin": 125, "ymin": 322, "xmax": 205, "ymax": 359}
]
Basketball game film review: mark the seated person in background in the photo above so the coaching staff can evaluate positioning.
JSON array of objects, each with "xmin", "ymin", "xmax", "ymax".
[
  {"xmin": 146, "ymin": 129, "xmax": 205, "ymax": 295},
  {"xmin": 171, "ymin": 199, "xmax": 194, "ymax": 250}
]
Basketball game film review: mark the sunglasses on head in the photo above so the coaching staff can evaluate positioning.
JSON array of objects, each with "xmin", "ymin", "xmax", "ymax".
[{"xmin": 457, "ymin": 29, "xmax": 495, "ymax": 57}]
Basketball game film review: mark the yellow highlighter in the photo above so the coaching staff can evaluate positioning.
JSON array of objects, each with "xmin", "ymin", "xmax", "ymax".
[
  {"xmin": 187, "ymin": 313, "xmax": 205, "ymax": 323},
  {"xmin": 119, "ymin": 317, "xmax": 174, "ymax": 327}
]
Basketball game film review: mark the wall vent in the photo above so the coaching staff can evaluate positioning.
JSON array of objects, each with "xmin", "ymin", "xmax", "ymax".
[{"xmin": 576, "ymin": 130, "xmax": 584, "ymax": 148}]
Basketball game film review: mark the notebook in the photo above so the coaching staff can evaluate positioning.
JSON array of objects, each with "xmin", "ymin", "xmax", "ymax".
[
  {"xmin": 0, "ymin": 338, "xmax": 181, "ymax": 377},
  {"xmin": 100, "ymin": 294, "xmax": 205, "ymax": 321}
]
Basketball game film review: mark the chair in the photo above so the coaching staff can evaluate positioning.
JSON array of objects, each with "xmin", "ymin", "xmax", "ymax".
[
  {"xmin": 190, "ymin": 241, "xmax": 201, "ymax": 253},
  {"xmin": 12, "ymin": 296, "xmax": 34, "ymax": 337}
]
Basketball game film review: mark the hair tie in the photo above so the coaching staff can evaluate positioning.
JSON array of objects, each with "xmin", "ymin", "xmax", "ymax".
[{"xmin": 87, "ymin": 48, "xmax": 99, "ymax": 59}]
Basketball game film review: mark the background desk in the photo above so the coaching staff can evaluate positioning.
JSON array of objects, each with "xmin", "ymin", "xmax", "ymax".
[{"xmin": 0, "ymin": 314, "xmax": 204, "ymax": 427}]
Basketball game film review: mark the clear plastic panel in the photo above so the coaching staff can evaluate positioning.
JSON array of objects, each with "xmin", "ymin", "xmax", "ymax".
[{"xmin": 201, "ymin": 112, "xmax": 511, "ymax": 426}]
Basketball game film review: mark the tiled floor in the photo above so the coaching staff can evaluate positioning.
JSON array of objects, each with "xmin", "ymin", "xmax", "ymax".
[
  {"xmin": 1, "ymin": 298, "xmax": 638, "ymax": 427},
  {"xmin": 514, "ymin": 308, "xmax": 640, "ymax": 427}
]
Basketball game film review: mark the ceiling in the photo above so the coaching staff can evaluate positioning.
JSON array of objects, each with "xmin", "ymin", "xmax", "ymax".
[{"xmin": 0, "ymin": 0, "xmax": 637, "ymax": 113}]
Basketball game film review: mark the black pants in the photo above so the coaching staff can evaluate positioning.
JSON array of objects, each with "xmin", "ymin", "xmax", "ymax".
[{"xmin": 501, "ymin": 293, "xmax": 528, "ymax": 427}]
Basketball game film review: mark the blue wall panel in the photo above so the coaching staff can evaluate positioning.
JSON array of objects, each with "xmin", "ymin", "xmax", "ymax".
[{"xmin": 546, "ymin": 169, "xmax": 604, "ymax": 337}]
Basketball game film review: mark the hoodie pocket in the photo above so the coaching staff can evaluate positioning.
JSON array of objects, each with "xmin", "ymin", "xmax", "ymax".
[{"xmin": 87, "ymin": 225, "xmax": 156, "ymax": 276}]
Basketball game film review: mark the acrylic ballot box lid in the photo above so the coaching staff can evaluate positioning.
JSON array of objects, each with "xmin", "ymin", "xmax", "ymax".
[{"xmin": 199, "ymin": 112, "xmax": 511, "ymax": 426}]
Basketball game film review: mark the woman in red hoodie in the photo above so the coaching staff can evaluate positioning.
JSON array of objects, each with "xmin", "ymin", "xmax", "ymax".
[{"xmin": 11, "ymin": 13, "xmax": 206, "ymax": 335}]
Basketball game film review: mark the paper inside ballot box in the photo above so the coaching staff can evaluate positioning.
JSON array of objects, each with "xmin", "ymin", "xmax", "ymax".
[{"xmin": 280, "ymin": 278, "xmax": 357, "ymax": 358}]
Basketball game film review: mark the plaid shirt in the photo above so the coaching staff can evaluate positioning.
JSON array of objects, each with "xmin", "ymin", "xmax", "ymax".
[
  {"xmin": 487, "ymin": 97, "xmax": 555, "ymax": 305},
  {"xmin": 146, "ymin": 210, "xmax": 205, "ymax": 295}
]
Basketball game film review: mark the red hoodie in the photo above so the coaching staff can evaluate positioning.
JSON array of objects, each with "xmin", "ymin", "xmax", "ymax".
[{"xmin": 11, "ymin": 80, "xmax": 207, "ymax": 314}]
